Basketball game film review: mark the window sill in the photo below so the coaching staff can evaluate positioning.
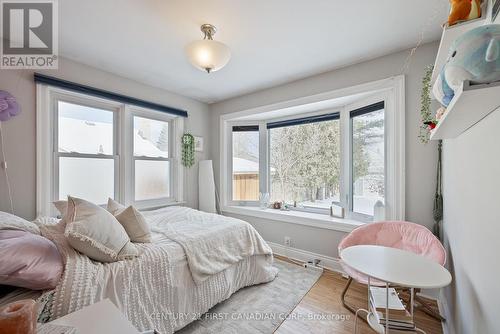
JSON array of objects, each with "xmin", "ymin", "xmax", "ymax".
[
  {"xmin": 222, "ymin": 205, "xmax": 365, "ymax": 233},
  {"xmin": 138, "ymin": 201, "xmax": 186, "ymax": 211}
]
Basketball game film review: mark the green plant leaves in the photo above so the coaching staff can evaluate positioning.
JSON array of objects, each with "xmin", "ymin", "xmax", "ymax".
[{"xmin": 181, "ymin": 133, "xmax": 195, "ymax": 168}]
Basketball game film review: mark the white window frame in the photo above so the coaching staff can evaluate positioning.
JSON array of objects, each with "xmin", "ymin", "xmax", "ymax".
[
  {"xmin": 227, "ymin": 121, "xmax": 264, "ymax": 206},
  {"xmin": 128, "ymin": 107, "xmax": 175, "ymax": 209},
  {"xmin": 36, "ymin": 84, "xmax": 184, "ymax": 217},
  {"xmin": 344, "ymin": 94, "xmax": 390, "ymax": 222},
  {"xmin": 220, "ymin": 76, "xmax": 405, "ymax": 227}
]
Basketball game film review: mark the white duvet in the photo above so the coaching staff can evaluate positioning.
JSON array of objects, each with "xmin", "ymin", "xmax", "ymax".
[
  {"xmin": 146, "ymin": 207, "xmax": 274, "ymax": 284},
  {"xmin": 38, "ymin": 207, "xmax": 278, "ymax": 333}
]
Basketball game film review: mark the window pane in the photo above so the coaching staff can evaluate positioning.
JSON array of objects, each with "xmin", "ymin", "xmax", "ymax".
[
  {"xmin": 135, "ymin": 160, "xmax": 170, "ymax": 200},
  {"xmin": 59, "ymin": 157, "xmax": 114, "ymax": 204},
  {"xmin": 270, "ymin": 120, "xmax": 340, "ymax": 210},
  {"xmin": 134, "ymin": 116, "xmax": 169, "ymax": 158},
  {"xmin": 352, "ymin": 108, "xmax": 385, "ymax": 216},
  {"xmin": 232, "ymin": 130, "xmax": 259, "ymax": 201},
  {"xmin": 58, "ymin": 101, "xmax": 114, "ymax": 155}
]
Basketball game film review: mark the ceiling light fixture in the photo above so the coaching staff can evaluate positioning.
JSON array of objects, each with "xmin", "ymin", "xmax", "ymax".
[{"xmin": 186, "ymin": 24, "xmax": 231, "ymax": 74}]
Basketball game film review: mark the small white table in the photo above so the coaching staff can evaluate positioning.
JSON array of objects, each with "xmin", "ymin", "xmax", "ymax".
[
  {"xmin": 50, "ymin": 299, "xmax": 141, "ymax": 334},
  {"xmin": 340, "ymin": 245, "xmax": 452, "ymax": 333}
]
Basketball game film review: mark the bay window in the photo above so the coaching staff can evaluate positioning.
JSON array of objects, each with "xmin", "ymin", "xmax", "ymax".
[
  {"xmin": 221, "ymin": 79, "xmax": 405, "ymax": 225},
  {"xmin": 226, "ymin": 101, "xmax": 386, "ymax": 221},
  {"xmin": 226, "ymin": 103, "xmax": 386, "ymax": 220}
]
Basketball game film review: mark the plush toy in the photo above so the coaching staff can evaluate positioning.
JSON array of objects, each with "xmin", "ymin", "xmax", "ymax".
[
  {"xmin": 444, "ymin": 24, "xmax": 500, "ymax": 92},
  {"xmin": 424, "ymin": 121, "xmax": 437, "ymax": 130},
  {"xmin": 436, "ymin": 107, "xmax": 447, "ymax": 121},
  {"xmin": 448, "ymin": 0, "xmax": 482, "ymax": 26},
  {"xmin": 432, "ymin": 24, "xmax": 500, "ymax": 106},
  {"xmin": 432, "ymin": 68, "xmax": 455, "ymax": 107}
]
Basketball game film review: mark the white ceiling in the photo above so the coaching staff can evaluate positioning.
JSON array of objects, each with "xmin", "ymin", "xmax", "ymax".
[{"xmin": 59, "ymin": 0, "xmax": 449, "ymax": 104}]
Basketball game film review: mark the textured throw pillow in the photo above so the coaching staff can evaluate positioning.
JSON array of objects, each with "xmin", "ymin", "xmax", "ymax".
[
  {"xmin": 0, "ymin": 211, "xmax": 40, "ymax": 235},
  {"xmin": 0, "ymin": 230, "xmax": 63, "ymax": 290},
  {"xmin": 53, "ymin": 200, "xmax": 68, "ymax": 218},
  {"xmin": 115, "ymin": 206, "xmax": 152, "ymax": 243},
  {"xmin": 64, "ymin": 196, "xmax": 138, "ymax": 262},
  {"xmin": 107, "ymin": 198, "xmax": 152, "ymax": 243},
  {"xmin": 106, "ymin": 198, "xmax": 125, "ymax": 215}
]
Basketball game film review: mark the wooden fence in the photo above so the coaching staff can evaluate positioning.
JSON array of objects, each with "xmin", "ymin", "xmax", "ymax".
[{"xmin": 233, "ymin": 173, "xmax": 259, "ymax": 200}]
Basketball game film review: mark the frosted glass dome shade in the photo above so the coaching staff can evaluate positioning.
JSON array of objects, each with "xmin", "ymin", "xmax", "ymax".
[{"xmin": 186, "ymin": 39, "xmax": 231, "ymax": 73}]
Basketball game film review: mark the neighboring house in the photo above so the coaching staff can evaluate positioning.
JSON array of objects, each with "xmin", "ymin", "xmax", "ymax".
[{"xmin": 232, "ymin": 157, "xmax": 259, "ymax": 201}]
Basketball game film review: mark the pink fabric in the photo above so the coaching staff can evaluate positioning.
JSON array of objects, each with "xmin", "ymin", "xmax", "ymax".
[
  {"xmin": 338, "ymin": 221, "xmax": 446, "ymax": 286},
  {"xmin": 0, "ymin": 230, "xmax": 63, "ymax": 290}
]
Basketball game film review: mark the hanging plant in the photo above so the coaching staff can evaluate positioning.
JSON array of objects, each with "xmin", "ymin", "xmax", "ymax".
[
  {"xmin": 181, "ymin": 133, "xmax": 195, "ymax": 168},
  {"xmin": 419, "ymin": 64, "xmax": 435, "ymax": 144}
]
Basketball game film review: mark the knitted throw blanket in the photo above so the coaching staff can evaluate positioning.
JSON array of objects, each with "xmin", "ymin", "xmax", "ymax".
[{"xmin": 144, "ymin": 207, "xmax": 273, "ymax": 284}]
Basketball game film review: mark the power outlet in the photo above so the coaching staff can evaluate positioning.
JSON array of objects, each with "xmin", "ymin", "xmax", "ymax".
[{"xmin": 284, "ymin": 236, "xmax": 291, "ymax": 247}]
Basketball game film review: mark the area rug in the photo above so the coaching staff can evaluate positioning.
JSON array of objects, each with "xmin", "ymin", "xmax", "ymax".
[{"xmin": 176, "ymin": 259, "xmax": 322, "ymax": 334}]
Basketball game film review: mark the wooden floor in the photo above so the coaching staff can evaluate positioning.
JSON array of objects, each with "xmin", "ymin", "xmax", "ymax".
[{"xmin": 274, "ymin": 256, "xmax": 443, "ymax": 334}]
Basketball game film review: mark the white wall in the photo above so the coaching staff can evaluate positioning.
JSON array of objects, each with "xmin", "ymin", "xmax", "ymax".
[
  {"xmin": 210, "ymin": 42, "xmax": 440, "ymax": 258},
  {"xmin": 441, "ymin": 107, "xmax": 500, "ymax": 334},
  {"xmin": 0, "ymin": 57, "xmax": 211, "ymax": 219}
]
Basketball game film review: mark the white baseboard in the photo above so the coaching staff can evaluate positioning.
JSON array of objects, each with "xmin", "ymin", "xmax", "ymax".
[{"xmin": 267, "ymin": 241, "xmax": 344, "ymax": 274}]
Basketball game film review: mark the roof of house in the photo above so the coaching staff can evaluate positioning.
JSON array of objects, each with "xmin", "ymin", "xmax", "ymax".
[
  {"xmin": 233, "ymin": 157, "xmax": 259, "ymax": 173},
  {"xmin": 59, "ymin": 117, "xmax": 166, "ymax": 157}
]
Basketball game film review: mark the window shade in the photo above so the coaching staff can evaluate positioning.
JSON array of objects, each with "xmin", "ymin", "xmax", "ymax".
[
  {"xmin": 349, "ymin": 101, "xmax": 384, "ymax": 118},
  {"xmin": 266, "ymin": 112, "xmax": 340, "ymax": 129},
  {"xmin": 232, "ymin": 125, "xmax": 259, "ymax": 132},
  {"xmin": 34, "ymin": 73, "xmax": 188, "ymax": 117}
]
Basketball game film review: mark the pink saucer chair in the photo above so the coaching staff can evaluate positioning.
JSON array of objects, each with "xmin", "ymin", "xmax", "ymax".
[{"xmin": 338, "ymin": 221, "xmax": 446, "ymax": 321}]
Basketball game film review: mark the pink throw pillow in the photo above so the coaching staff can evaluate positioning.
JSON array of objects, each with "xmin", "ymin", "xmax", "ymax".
[{"xmin": 0, "ymin": 230, "xmax": 63, "ymax": 290}]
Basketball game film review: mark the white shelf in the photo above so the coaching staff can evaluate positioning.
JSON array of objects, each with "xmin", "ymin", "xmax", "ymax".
[
  {"xmin": 430, "ymin": 81, "xmax": 500, "ymax": 140},
  {"xmin": 431, "ymin": 14, "xmax": 488, "ymax": 85}
]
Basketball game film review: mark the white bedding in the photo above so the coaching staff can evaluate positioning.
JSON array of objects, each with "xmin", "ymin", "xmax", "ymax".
[
  {"xmin": 37, "ymin": 207, "xmax": 278, "ymax": 333},
  {"xmin": 145, "ymin": 206, "xmax": 273, "ymax": 284}
]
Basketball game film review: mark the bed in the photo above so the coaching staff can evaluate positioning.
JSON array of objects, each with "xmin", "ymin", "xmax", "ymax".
[{"xmin": 2, "ymin": 206, "xmax": 278, "ymax": 333}]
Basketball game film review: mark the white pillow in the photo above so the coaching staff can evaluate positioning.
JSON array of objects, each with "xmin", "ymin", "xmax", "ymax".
[
  {"xmin": 57, "ymin": 198, "xmax": 124, "ymax": 217},
  {"xmin": 115, "ymin": 206, "xmax": 152, "ymax": 243},
  {"xmin": 106, "ymin": 198, "xmax": 125, "ymax": 215},
  {"xmin": 107, "ymin": 198, "xmax": 152, "ymax": 243},
  {"xmin": 0, "ymin": 211, "xmax": 40, "ymax": 235},
  {"xmin": 53, "ymin": 200, "xmax": 68, "ymax": 218},
  {"xmin": 64, "ymin": 196, "xmax": 138, "ymax": 262}
]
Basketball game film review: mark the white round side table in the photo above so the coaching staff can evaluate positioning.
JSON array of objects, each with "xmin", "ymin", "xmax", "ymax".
[{"xmin": 340, "ymin": 245, "xmax": 452, "ymax": 333}]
